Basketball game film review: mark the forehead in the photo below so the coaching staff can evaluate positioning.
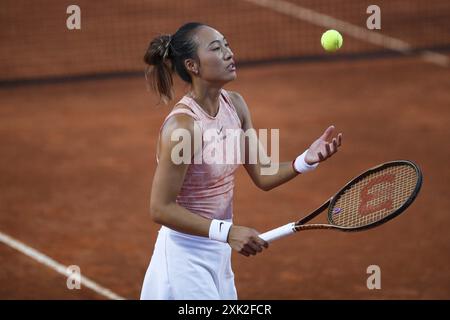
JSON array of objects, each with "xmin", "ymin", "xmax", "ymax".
[{"xmin": 193, "ymin": 26, "xmax": 225, "ymax": 46}]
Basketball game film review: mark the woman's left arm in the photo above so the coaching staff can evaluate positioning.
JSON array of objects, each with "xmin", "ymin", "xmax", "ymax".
[{"xmin": 228, "ymin": 91, "xmax": 343, "ymax": 191}]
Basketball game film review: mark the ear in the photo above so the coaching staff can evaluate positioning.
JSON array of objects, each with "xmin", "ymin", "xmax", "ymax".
[{"xmin": 184, "ymin": 58, "xmax": 199, "ymax": 75}]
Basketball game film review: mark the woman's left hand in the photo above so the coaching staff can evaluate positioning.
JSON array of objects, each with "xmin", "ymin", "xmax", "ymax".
[{"xmin": 304, "ymin": 125, "xmax": 343, "ymax": 165}]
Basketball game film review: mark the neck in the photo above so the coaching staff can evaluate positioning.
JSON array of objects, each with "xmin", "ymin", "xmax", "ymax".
[{"xmin": 189, "ymin": 83, "xmax": 222, "ymax": 117}]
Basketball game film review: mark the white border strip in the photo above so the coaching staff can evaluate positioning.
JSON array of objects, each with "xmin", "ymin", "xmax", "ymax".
[
  {"xmin": 243, "ymin": 0, "xmax": 449, "ymax": 67},
  {"xmin": 0, "ymin": 231, "xmax": 125, "ymax": 300}
]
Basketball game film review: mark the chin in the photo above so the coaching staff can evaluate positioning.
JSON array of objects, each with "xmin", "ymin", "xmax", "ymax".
[
  {"xmin": 224, "ymin": 71, "xmax": 237, "ymax": 82},
  {"xmin": 209, "ymin": 72, "xmax": 237, "ymax": 86}
]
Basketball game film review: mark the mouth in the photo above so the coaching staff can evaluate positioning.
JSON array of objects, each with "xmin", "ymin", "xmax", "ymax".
[{"xmin": 227, "ymin": 62, "xmax": 236, "ymax": 72}]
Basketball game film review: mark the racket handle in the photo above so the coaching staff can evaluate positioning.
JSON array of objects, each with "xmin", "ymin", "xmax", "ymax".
[{"xmin": 259, "ymin": 222, "xmax": 296, "ymax": 243}]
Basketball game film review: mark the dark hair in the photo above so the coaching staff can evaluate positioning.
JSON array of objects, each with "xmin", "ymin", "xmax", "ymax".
[{"xmin": 144, "ymin": 22, "xmax": 206, "ymax": 104}]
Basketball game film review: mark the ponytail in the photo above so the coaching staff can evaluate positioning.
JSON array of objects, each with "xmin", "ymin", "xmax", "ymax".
[
  {"xmin": 144, "ymin": 22, "xmax": 206, "ymax": 104},
  {"xmin": 144, "ymin": 34, "xmax": 174, "ymax": 104}
]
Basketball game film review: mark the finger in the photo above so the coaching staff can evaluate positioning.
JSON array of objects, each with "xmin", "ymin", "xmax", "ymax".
[
  {"xmin": 337, "ymin": 133, "xmax": 342, "ymax": 146},
  {"xmin": 239, "ymin": 250, "xmax": 250, "ymax": 257},
  {"xmin": 319, "ymin": 125, "xmax": 335, "ymax": 141},
  {"xmin": 252, "ymin": 238, "xmax": 264, "ymax": 252},
  {"xmin": 247, "ymin": 240, "xmax": 262, "ymax": 253},
  {"xmin": 325, "ymin": 143, "xmax": 331, "ymax": 158},
  {"xmin": 255, "ymin": 236, "xmax": 269, "ymax": 249},
  {"xmin": 240, "ymin": 246, "xmax": 252, "ymax": 256},
  {"xmin": 244, "ymin": 244, "xmax": 257, "ymax": 255},
  {"xmin": 318, "ymin": 152, "xmax": 324, "ymax": 161},
  {"xmin": 332, "ymin": 138, "xmax": 338, "ymax": 153}
]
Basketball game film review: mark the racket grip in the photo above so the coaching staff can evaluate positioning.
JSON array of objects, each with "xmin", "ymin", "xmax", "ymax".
[{"xmin": 259, "ymin": 222, "xmax": 296, "ymax": 243}]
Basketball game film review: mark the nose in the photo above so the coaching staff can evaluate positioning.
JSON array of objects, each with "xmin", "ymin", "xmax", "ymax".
[{"xmin": 224, "ymin": 46, "xmax": 233, "ymax": 60}]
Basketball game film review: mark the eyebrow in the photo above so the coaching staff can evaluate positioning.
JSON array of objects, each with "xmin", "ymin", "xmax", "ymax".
[{"xmin": 208, "ymin": 38, "xmax": 227, "ymax": 47}]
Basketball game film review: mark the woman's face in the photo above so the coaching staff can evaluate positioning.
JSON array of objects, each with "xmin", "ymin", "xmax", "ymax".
[{"xmin": 190, "ymin": 26, "xmax": 236, "ymax": 84}]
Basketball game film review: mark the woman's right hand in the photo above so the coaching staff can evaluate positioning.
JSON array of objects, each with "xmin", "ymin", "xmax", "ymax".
[{"xmin": 227, "ymin": 225, "xmax": 269, "ymax": 257}]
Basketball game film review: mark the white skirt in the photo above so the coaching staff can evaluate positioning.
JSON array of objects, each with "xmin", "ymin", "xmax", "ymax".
[{"xmin": 140, "ymin": 225, "xmax": 237, "ymax": 300}]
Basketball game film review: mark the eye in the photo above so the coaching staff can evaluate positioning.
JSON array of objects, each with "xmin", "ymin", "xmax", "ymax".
[{"xmin": 212, "ymin": 47, "xmax": 220, "ymax": 51}]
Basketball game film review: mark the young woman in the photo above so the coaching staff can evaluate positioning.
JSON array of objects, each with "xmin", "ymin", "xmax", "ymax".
[{"xmin": 140, "ymin": 22, "xmax": 343, "ymax": 300}]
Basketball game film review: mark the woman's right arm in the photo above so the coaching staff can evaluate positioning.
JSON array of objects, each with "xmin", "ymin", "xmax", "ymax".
[
  {"xmin": 150, "ymin": 114, "xmax": 211, "ymax": 236},
  {"xmin": 150, "ymin": 114, "xmax": 268, "ymax": 256}
]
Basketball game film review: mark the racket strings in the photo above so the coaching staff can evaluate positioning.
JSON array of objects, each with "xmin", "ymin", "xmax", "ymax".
[
  {"xmin": 351, "ymin": 165, "xmax": 416, "ymax": 226},
  {"xmin": 330, "ymin": 164, "xmax": 418, "ymax": 228}
]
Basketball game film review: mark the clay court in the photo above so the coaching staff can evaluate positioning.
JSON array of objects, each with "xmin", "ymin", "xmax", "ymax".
[{"xmin": 1, "ymin": 1, "xmax": 449, "ymax": 299}]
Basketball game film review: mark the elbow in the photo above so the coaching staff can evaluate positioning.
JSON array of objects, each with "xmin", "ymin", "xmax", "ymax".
[
  {"xmin": 258, "ymin": 182, "xmax": 273, "ymax": 192},
  {"xmin": 260, "ymin": 185, "xmax": 273, "ymax": 192},
  {"xmin": 150, "ymin": 202, "xmax": 165, "ymax": 225},
  {"xmin": 253, "ymin": 177, "xmax": 272, "ymax": 192}
]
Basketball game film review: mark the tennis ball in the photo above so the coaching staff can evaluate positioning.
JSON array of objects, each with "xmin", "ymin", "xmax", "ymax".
[{"xmin": 321, "ymin": 30, "xmax": 343, "ymax": 52}]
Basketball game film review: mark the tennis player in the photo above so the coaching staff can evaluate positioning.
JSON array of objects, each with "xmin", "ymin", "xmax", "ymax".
[{"xmin": 140, "ymin": 22, "xmax": 342, "ymax": 300}]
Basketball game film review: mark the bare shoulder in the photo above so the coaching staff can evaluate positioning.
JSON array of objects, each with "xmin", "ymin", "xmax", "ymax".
[
  {"xmin": 226, "ymin": 90, "xmax": 251, "ymax": 126},
  {"xmin": 160, "ymin": 104, "xmax": 195, "ymax": 142},
  {"xmin": 227, "ymin": 91, "xmax": 247, "ymax": 110}
]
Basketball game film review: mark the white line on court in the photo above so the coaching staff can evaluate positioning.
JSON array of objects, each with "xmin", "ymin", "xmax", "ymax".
[
  {"xmin": 243, "ymin": 0, "xmax": 449, "ymax": 67},
  {"xmin": 0, "ymin": 230, "xmax": 126, "ymax": 300}
]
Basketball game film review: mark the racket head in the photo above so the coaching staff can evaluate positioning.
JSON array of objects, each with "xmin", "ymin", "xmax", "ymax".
[{"xmin": 327, "ymin": 160, "xmax": 422, "ymax": 232}]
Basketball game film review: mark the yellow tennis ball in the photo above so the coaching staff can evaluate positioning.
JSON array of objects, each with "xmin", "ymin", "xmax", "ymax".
[{"xmin": 321, "ymin": 30, "xmax": 343, "ymax": 52}]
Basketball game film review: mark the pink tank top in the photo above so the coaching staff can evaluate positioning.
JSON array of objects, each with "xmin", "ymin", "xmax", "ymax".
[{"xmin": 157, "ymin": 89, "xmax": 242, "ymax": 220}]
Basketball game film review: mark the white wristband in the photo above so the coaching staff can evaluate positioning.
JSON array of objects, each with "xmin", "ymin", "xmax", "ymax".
[
  {"xmin": 209, "ymin": 219, "xmax": 233, "ymax": 243},
  {"xmin": 293, "ymin": 149, "xmax": 319, "ymax": 174}
]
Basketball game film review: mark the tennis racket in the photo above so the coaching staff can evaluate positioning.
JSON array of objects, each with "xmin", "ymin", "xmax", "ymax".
[{"xmin": 259, "ymin": 160, "xmax": 423, "ymax": 243}]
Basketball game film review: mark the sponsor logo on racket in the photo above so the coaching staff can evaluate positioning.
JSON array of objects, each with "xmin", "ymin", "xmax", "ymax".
[{"xmin": 358, "ymin": 174, "xmax": 395, "ymax": 216}]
